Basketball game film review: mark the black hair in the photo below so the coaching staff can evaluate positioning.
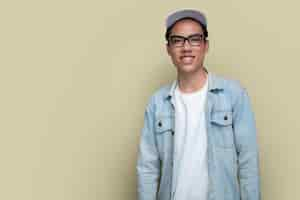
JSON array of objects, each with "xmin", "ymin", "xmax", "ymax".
[{"xmin": 165, "ymin": 17, "xmax": 208, "ymax": 43}]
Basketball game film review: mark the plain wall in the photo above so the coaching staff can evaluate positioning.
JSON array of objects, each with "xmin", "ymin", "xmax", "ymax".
[{"xmin": 1, "ymin": 0, "xmax": 299, "ymax": 199}]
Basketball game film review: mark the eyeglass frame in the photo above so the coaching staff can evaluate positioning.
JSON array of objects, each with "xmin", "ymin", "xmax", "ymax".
[{"xmin": 167, "ymin": 33, "xmax": 206, "ymax": 47}]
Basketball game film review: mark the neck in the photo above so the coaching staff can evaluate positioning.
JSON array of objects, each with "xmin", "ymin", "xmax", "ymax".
[{"xmin": 177, "ymin": 67, "xmax": 207, "ymax": 93}]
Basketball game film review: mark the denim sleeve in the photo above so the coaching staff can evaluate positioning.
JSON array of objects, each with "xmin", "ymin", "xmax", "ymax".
[
  {"xmin": 136, "ymin": 98, "xmax": 160, "ymax": 200},
  {"xmin": 233, "ymin": 88, "xmax": 261, "ymax": 200}
]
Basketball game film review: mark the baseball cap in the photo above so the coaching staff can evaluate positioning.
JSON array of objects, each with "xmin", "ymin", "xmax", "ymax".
[{"xmin": 166, "ymin": 9, "xmax": 207, "ymax": 30}]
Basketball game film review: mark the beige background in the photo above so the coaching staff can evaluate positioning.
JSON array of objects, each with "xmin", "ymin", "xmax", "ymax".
[{"xmin": 1, "ymin": 0, "xmax": 299, "ymax": 199}]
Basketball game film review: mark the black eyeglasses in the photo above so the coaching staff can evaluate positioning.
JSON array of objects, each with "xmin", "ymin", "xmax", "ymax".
[{"xmin": 168, "ymin": 34, "xmax": 205, "ymax": 47}]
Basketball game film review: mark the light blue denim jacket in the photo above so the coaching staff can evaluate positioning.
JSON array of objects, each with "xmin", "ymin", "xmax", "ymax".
[{"xmin": 137, "ymin": 72, "xmax": 260, "ymax": 200}]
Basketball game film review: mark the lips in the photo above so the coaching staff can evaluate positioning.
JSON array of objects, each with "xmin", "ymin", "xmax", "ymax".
[{"xmin": 180, "ymin": 55, "xmax": 195, "ymax": 63}]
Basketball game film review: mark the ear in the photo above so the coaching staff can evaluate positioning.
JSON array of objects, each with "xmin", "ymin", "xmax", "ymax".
[
  {"xmin": 166, "ymin": 43, "xmax": 171, "ymax": 56},
  {"xmin": 204, "ymin": 40, "xmax": 209, "ymax": 53}
]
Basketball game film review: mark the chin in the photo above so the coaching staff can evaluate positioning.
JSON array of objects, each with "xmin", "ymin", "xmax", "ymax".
[{"xmin": 178, "ymin": 64, "xmax": 198, "ymax": 73}]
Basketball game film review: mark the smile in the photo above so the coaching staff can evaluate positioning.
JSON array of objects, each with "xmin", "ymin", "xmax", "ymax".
[{"xmin": 180, "ymin": 56, "xmax": 195, "ymax": 63}]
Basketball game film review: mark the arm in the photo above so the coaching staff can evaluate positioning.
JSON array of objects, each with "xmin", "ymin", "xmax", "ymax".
[
  {"xmin": 137, "ymin": 100, "xmax": 160, "ymax": 200},
  {"xmin": 233, "ymin": 88, "xmax": 261, "ymax": 200}
]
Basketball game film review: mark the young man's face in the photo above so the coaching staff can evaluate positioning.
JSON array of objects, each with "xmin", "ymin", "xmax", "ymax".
[{"xmin": 166, "ymin": 19, "xmax": 208, "ymax": 75}]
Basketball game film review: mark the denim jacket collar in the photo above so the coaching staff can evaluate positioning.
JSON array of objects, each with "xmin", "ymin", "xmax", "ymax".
[{"xmin": 164, "ymin": 69, "xmax": 224, "ymax": 100}]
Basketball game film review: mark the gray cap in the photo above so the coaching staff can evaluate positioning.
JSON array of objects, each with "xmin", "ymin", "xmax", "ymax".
[{"xmin": 166, "ymin": 9, "xmax": 207, "ymax": 30}]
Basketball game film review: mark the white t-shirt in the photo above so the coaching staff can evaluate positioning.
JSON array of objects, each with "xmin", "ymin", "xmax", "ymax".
[{"xmin": 173, "ymin": 78, "xmax": 209, "ymax": 200}]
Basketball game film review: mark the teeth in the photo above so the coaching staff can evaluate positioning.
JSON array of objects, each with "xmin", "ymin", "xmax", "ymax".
[{"xmin": 182, "ymin": 57, "xmax": 194, "ymax": 63}]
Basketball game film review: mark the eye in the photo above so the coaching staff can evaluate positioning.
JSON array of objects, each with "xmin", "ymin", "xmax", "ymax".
[
  {"xmin": 170, "ymin": 36, "xmax": 184, "ymax": 44},
  {"xmin": 189, "ymin": 36, "xmax": 202, "ymax": 42},
  {"xmin": 173, "ymin": 39, "xmax": 182, "ymax": 43}
]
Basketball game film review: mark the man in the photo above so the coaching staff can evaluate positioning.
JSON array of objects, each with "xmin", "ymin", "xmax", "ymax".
[{"xmin": 137, "ymin": 9, "xmax": 260, "ymax": 200}]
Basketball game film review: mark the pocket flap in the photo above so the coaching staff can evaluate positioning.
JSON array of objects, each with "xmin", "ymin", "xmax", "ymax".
[
  {"xmin": 155, "ymin": 116, "xmax": 173, "ymax": 134},
  {"xmin": 211, "ymin": 111, "xmax": 233, "ymax": 126}
]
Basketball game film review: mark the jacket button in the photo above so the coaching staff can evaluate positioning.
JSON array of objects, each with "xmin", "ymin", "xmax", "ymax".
[
  {"xmin": 224, "ymin": 116, "xmax": 228, "ymax": 120},
  {"xmin": 158, "ymin": 121, "xmax": 162, "ymax": 127}
]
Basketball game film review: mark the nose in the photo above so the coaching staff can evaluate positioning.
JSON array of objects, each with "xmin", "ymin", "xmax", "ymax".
[{"xmin": 183, "ymin": 39, "xmax": 192, "ymax": 50}]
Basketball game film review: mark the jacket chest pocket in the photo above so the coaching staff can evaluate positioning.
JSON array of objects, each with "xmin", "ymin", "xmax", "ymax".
[
  {"xmin": 210, "ymin": 111, "xmax": 235, "ymax": 149},
  {"xmin": 155, "ymin": 116, "xmax": 174, "ymax": 158}
]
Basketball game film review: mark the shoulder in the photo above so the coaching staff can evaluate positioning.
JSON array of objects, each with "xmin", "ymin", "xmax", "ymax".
[
  {"xmin": 211, "ymin": 73, "xmax": 244, "ymax": 91},
  {"xmin": 210, "ymin": 72, "xmax": 246, "ymax": 95},
  {"xmin": 153, "ymin": 83, "xmax": 172, "ymax": 98},
  {"xmin": 209, "ymin": 72, "xmax": 249, "ymax": 108},
  {"xmin": 145, "ymin": 82, "xmax": 173, "ymax": 111}
]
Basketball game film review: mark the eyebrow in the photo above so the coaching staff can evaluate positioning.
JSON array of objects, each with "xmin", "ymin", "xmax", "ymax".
[{"xmin": 169, "ymin": 33, "xmax": 204, "ymax": 38}]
